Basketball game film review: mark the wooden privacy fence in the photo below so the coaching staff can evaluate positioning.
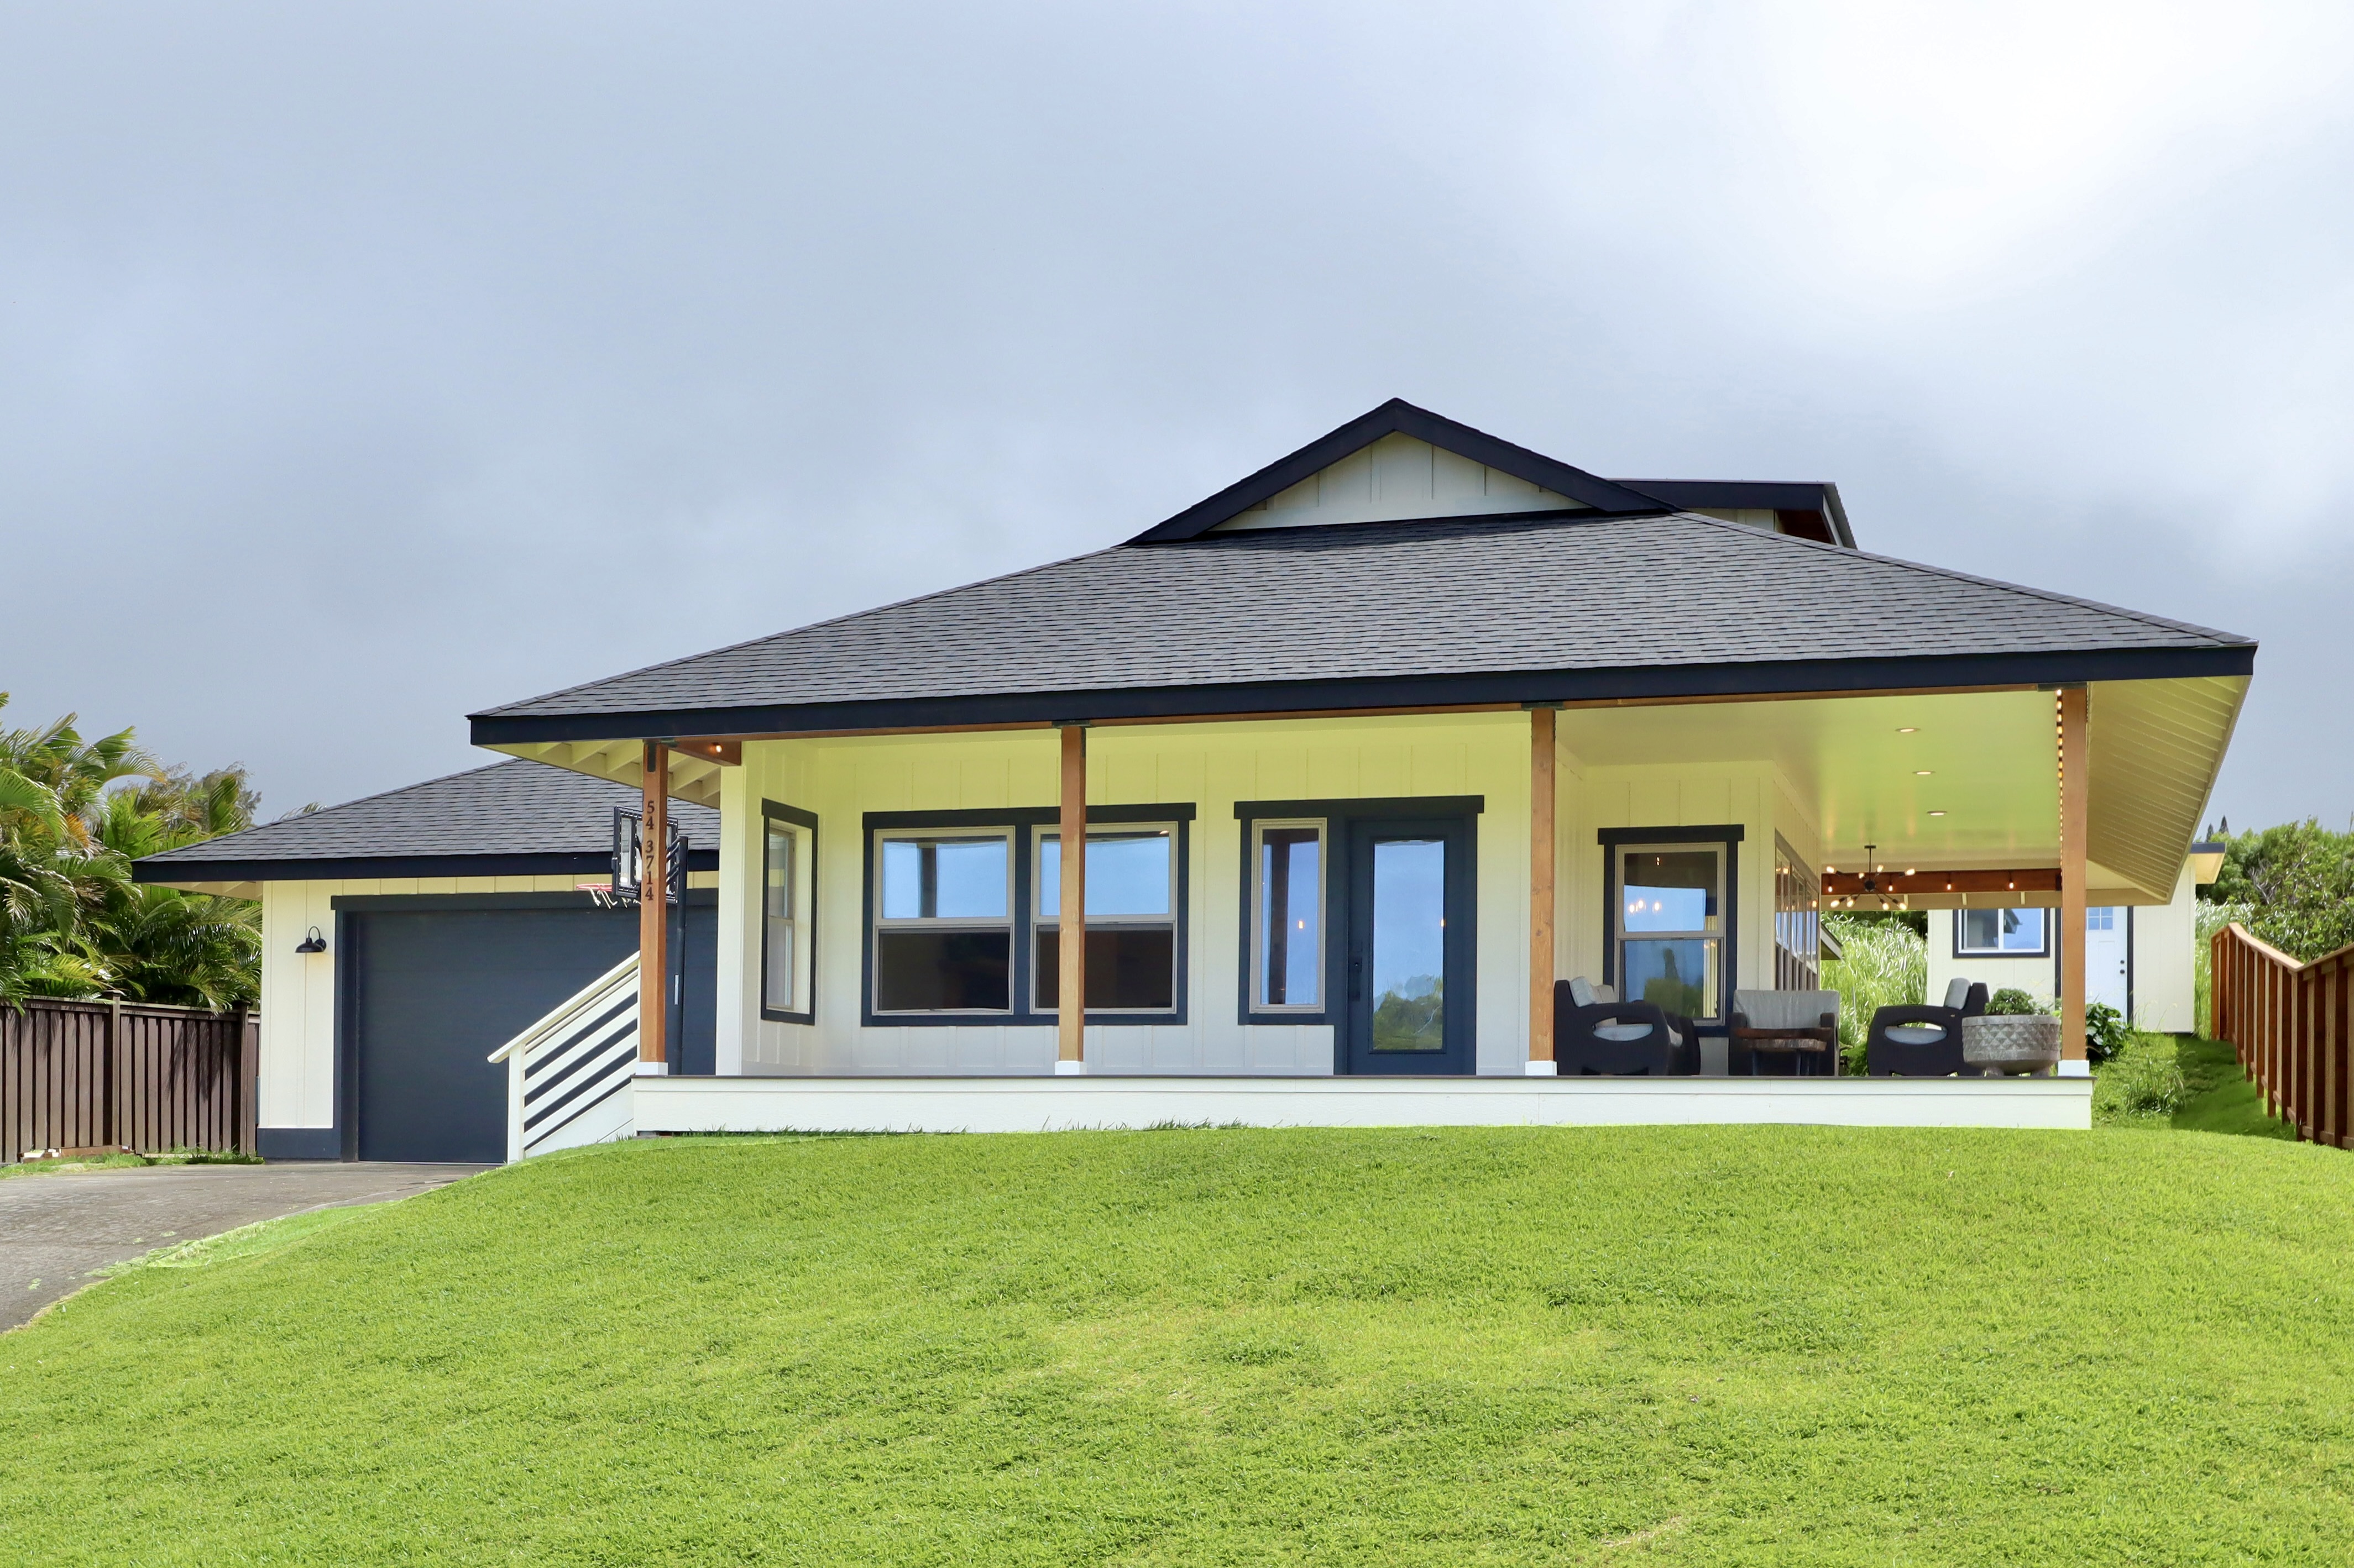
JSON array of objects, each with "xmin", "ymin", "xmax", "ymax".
[
  {"xmin": 2, "ymin": 998, "xmax": 258, "ymax": 1164},
  {"xmin": 2211, "ymin": 922, "xmax": 2354, "ymax": 1149}
]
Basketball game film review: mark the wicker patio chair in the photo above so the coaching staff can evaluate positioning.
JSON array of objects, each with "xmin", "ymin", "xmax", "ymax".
[
  {"xmin": 1865, "ymin": 977, "xmax": 1988, "ymax": 1077},
  {"xmin": 1553, "ymin": 975, "xmax": 1701, "ymax": 1076}
]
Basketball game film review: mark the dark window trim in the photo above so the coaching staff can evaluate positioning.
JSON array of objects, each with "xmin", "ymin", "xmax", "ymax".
[
  {"xmin": 1599, "ymin": 825, "xmax": 1743, "ymax": 1024},
  {"xmin": 1952, "ymin": 904, "xmax": 2053, "ymax": 961},
  {"xmin": 859, "ymin": 805, "xmax": 1194, "ymax": 1027},
  {"xmin": 760, "ymin": 800, "xmax": 820, "ymax": 1025},
  {"xmin": 1234, "ymin": 795, "xmax": 1485, "ymax": 822},
  {"xmin": 1233, "ymin": 796, "xmax": 1487, "ymax": 1031},
  {"xmin": 863, "ymin": 804, "xmax": 1195, "ymax": 829}
]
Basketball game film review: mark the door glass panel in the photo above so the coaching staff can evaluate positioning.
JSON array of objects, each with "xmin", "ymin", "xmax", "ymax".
[{"xmin": 1369, "ymin": 837, "xmax": 1446, "ymax": 1052}]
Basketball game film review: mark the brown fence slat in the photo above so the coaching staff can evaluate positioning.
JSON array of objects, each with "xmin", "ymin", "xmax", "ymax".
[
  {"xmin": 2, "ymin": 998, "xmax": 258, "ymax": 1163},
  {"xmin": 2213, "ymin": 926, "xmax": 2354, "ymax": 1155}
]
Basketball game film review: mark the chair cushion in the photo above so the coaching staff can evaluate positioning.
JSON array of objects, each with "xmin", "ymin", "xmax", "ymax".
[
  {"xmin": 1567, "ymin": 975, "xmax": 1596, "ymax": 1009},
  {"xmin": 1596, "ymin": 982, "xmax": 1618, "ymax": 1004},
  {"xmin": 1943, "ymin": 977, "xmax": 1973, "ymax": 1010},
  {"xmin": 1886, "ymin": 1025, "xmax": 1948, "ymax": 1046},
  {"xmin": 1593, "ymin": 1023, "xmax": 1655, "ymax": 1043},
  {"xmin": 1734, "ymin": 989, "xmax": 1840, "ymax": 1031}
]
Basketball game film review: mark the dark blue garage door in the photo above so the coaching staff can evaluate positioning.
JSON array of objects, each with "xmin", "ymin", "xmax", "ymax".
[{"xmin": 342, "ymin": 900, "xmax": 714, "ymax": 1163}]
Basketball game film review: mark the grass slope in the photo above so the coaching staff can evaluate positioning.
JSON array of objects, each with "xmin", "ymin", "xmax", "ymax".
[{"xmin": 6, "ymin": 1126, "xmax": 2353, "ymax": 1565}]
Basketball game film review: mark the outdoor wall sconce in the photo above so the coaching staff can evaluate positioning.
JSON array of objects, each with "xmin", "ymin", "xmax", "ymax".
[{"xmin": 295, "ymin": 926, "xmax": 328, "ymax": 954}]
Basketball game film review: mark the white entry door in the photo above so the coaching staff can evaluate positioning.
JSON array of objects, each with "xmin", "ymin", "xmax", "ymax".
[{"xmin": 2084, "ymin": 907, "xmax": 2128, "ymax": 1017}]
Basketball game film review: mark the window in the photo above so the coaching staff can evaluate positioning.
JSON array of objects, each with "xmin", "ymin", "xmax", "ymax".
[
  {"xmin": 1610, "ymin": 840, "xmax": 1728, "ymax": 1021},
  {"xmin": 760, "ymin": 803, "xmax": 817, "ymax": 1022},
  {"xmin": 1033, "ymin": 826, "xmax": 1178, "ymax": 1013},
  {"xmin": 1957, "ymin": 906, "xmax": 2048, "ymax": 957},
  {"xmin": 1250, "ymin": 821, "xmax": 1325, "ymax": 1012},
  {"xmin": 1774, "ymin": 838, "xmax": 1819, "ymax": 992},
  {"xmin": 2086, "ymin": 907, "xmax": 2115, "ymax": 931},
  {"xmin": 872, "ymin": 831, "xmax": 1013, "ymax": 1013}
]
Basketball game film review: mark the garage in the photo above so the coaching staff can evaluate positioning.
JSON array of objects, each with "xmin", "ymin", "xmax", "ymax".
[
  {"xmin": 133, "ymin": 760, "xmax": 719, "ymax": 1161},
  {"xmin": 339, "ymin": 898, "xmax": 716, "ymax": 1162}
]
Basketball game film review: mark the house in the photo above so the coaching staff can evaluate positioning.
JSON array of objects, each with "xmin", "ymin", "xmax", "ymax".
[
  {"xmin": 135, "ymin": 761, "xmax": 718, "ymax": 1161},
  {"xmin": 139, "ymin": 400, "xmax": 2251, "ymax": 1157},
  {"xmin": 439, "ymin": 399, "xmax": 2250, "ymax": 1146}
]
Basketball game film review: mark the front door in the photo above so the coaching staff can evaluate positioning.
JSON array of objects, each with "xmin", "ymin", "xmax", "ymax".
[
  {"xmin": 2085, "ymin": 906, "xmax": 2128, "ymax": 1018},
  {"xmin": 1343, "ymin": 816, "xmax": 1475, "ymax": 1074}
]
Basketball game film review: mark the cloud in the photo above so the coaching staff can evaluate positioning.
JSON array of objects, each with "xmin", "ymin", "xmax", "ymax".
[{"xmin": 0, "ymin": 1, "xmax": 2345, "ymax": 826}]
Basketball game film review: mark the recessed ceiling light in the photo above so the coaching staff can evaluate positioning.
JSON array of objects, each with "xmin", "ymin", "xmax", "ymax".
[
  {"xmin": 1914, "ymin": 769, "xmax": 1932, "ymax": 776},
  {"xmin": 1897, "ymin": 727, "xmax": 1918, "ymax": 733},
  {"xmin": 1928, "ymin": 810, "xmax": 1947, "ymax": 817}
]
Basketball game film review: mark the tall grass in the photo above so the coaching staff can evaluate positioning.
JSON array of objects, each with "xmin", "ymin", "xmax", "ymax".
[
  {"xmin": 1821, "ymin": 914, "xmax": 1926, "ymax": 1063},
  {"xmin": 2193, "ymin": 900, "xmax": 2252, "ymax": 1039}
]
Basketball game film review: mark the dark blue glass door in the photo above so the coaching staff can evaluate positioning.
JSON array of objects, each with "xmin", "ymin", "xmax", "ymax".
[{"xmin": 1343, "ymin": 816, "xmax": 1474, "ymax": 1074}]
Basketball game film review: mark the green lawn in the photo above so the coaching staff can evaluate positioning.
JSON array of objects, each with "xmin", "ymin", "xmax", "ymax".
[{"xmin": 6, "ymin": 1121, "xmax": 2353, "ymax": 1564}]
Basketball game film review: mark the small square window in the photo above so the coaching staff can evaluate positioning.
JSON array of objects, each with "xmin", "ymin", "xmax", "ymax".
[{"xmin": 1958, "ymin": 906, "xmax": 2047, "ymax": 955}]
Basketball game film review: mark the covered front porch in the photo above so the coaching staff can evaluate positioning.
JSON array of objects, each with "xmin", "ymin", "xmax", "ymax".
[{"xmin": 482, "ymin": 672, "xmax": 2233, "ymax": 1153}]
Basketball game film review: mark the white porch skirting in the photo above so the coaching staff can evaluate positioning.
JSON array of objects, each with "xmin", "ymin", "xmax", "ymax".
[{"xmin": 634, "ymin": 1074, "xmax": 2093, "ymax": 1136}]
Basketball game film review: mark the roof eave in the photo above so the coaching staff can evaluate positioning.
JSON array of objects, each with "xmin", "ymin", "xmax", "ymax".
[
  {"xmin": 466, "ymin": 642, "xmax": 2257, "ymax": 747},
  {"xmin": 132, "ymin": 847, "xmax": 720, "ymax": 886}
]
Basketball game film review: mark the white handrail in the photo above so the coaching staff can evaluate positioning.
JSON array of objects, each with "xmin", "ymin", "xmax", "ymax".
[{"xmin": 489, "ymin": 951, "xmax": 640, "ymax": 1064}]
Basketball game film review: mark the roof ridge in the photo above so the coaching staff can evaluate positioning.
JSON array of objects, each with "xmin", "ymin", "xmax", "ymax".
[
  {"xmin": 472, "ymin": 541, "xmax": 1133, "ymax": 719},
  {"xmin": 1655, "ymin": 510, "xmax": 2252, "ymax": 645}
]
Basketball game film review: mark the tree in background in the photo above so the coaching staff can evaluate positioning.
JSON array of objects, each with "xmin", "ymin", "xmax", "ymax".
[
  {"xmin": 2199, "ymin": 817, "xmax": 2354, "ymax": 963},
  {"xmin": 0, "ymin": 694, "xmax": 263, "ymax": 1010}
]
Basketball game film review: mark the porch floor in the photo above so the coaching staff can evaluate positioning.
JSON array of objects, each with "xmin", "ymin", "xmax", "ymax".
[{"xmin": 635, "ymin": 1074, "xmax": 2091, "ymax": 1136}]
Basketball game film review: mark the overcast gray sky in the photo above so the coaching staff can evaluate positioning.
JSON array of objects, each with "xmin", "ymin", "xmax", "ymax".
[{"xmin": 4, "ymin": 2, "xmax": 2348, "ymax": 831}]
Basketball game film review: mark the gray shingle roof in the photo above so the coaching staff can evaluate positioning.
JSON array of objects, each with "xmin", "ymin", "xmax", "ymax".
[
  {"xmin": 135, "ymin": 759, "xmax": 719, "ymax": 879},
  {"xmin": 472, "ymin": 512, "xmax": 2251, "ymax": 737}
]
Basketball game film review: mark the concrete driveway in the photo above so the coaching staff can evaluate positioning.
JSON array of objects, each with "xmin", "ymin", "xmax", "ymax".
[{"xmin": 1, "ymin": 1162, "xmax": 487, "ymax": 1331}]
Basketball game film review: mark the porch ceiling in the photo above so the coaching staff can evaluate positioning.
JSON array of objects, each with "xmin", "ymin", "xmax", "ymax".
[
  {"xmin": 1557, "ymin": 674, "xmax": 2245, "ymax": 903},
  {"xmin": 482, "ymin": 737, "xmax": 729, "ymax": 809}
]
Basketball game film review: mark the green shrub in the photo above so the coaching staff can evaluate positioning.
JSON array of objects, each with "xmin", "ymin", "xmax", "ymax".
[
  {"xmin": 2085, "ymin": 1001, "xmax": 2128, "ymax": 1066},
  {"xmin": 1821, "ymin": 914, "xmax": 1925, "ymax": 1068},
  {"xmin": 2098, "ymin": 1039, "xmax": 2189, "ymax": 1118},
  {"xmin": 1985, "ymin": 987, "xmax": 2044, "ymax": 1016}
]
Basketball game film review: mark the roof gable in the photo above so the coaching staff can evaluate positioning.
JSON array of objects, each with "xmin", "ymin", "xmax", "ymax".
[
  {"xmin": 1209, "ymin": 432, "xmax": 1588, "ymax": 532},
  {"xmin": 1129, "ymin": 399, "xmax": 1665, "ymax": 543}
]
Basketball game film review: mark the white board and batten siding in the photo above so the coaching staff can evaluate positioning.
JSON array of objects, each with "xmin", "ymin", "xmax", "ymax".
[
  {"xmin": 1209, "ymin": 433, "xmax": 1587, "ymax": 531},
  {"xmin": 715, "ymin": 714, "xmax": 1835, "ymax": 1081}
]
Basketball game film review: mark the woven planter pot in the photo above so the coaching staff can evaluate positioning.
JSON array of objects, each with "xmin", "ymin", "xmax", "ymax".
[{"xmin": 1961, "ymin": 1014, "xmax": 2062, "ymax": 1076}]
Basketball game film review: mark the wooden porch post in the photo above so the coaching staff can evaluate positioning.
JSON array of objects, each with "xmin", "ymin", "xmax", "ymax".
[
  {"xmin": 639, "ymin": 741, "xmax": 670, "ymax": 1069},
  {"xmin": 1056, "ymin": 723, "xmax": 1087, "ymax": 1073},
  {"xmin": 1528, "ymin": 706, "xmax": 1557, "ymax": 1074},
  {"xmin": 2058, "ymin": 687, "xmax": 2089, "ymax": 1070}
]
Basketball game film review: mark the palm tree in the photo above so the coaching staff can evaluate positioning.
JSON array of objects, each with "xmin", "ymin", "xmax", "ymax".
[{"xmin": 0, "ymin": 692, "xmax": 259, "ymax": 1009}]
